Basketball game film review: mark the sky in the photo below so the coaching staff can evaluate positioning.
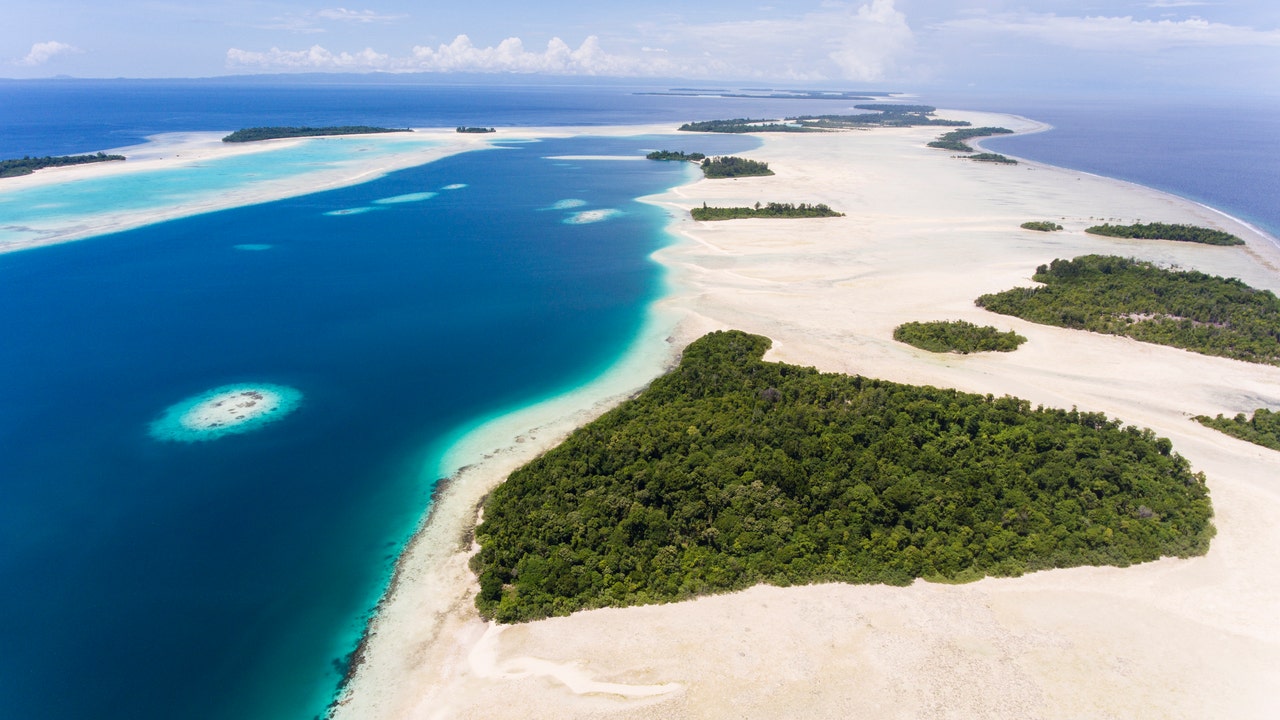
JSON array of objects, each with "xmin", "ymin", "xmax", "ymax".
[{"xmin": 4, "ymin": 1, "xmax": 1279, "ymax": 94}]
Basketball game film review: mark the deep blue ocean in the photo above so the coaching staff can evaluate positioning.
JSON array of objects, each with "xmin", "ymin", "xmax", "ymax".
[{"xmin": 0, "ymin": 80, "xmax": 1276, "ymax": 720}]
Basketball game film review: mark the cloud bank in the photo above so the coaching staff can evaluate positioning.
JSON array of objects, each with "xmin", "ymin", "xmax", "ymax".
[{"xmin": 17, "ymin": 41, "xmax": 81, "ymax": 66}]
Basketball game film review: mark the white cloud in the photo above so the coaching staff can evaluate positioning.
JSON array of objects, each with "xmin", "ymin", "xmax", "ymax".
[
  {"xmin": 939, "ymin": 13, "xmax": 1280, "ymax": 51},
  {"xmin": 227, "ymin": 0, "xmax": 916, "ymax": 81},
  {"xmin": 1145, "ymin": 1, "xmax": 1212, "ymax": 7},
  {"xmin": 18, "ymin": 40, "xmax": 81, "ymax": 66},
  {"xmin": 316, "ymin": 8, "xmax": 405, "ymax": 23}
]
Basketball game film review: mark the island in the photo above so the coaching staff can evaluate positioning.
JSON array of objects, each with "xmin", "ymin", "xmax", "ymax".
[
  {"xmin": 969, "ymin": 152, "xmax": 1018, "ymax": 164},
  {"xmin": 789, "ymin": 104, "xmax": 970, "ymax": 129},
  {"xmin": 893, "ymin": 320, "xmax": 1027, "ymax": 353},
  {"xmin": 977, "ymin": 255, "xmax": 1280, "ymax": 364},
  {"xmin": 1021, "ymin": 220, "xmax": 1064, "ymax": 232},
  {"xmin": 221, "ymin": 126, "xmax": 412, "ymax": 143},
  {"xmin": 927, "ymin": 127, "xmax": 1015, "ymax": 152},
  {"xmin": 678, "ymin": 118, "xmax": 818, "ymax": 133},
  {"xmin": 646, "ymin": 150, "xmax": 706, "ymax": 161},
  {"xmin": 1, "ymin": 152, "xmax": 125, "ymax": 178},
  {"xmin": 1196, "ymin": 409, "xmax": 1280, "ymax": 451},
  {"xmin": 691, "ymin": 202, "xmax": 843, "ymax": 220},
  {"xmin": 456, "ymin": 126, "xmax": 496, "ymax": 133},
  {"xmin": 1085, "ymin": 221, "xmax": 1244, "ymax": 246},
  {"xmin": 700, "ymin": 156, "xmax": 774, "ymax": 179},
  {"xmin": 471, "ymin": 331, "xmax": 1212, "ymax": 623},
  {"xmin": 149, "ymin": 383, "xmax": 303, "ymax": 442}
]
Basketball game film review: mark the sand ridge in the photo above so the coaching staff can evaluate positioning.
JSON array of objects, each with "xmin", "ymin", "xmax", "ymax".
[{"xmin": 331, "ymin": 110, "xmax": 1280, "ymax": 720}]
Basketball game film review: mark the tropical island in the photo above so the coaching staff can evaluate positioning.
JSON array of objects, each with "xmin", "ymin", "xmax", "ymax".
[
  {"xmin": 678, "ymin": 118, "xmax": 818, "ymax": 133},
  {"xmin": 221, "ymin": 126, "xmax": 413, "ymax": 143},
  {"xmin": 927, "ymin": 127, "xmax": 1015, "ymax": 152},
  {"xmin": 969, "ymin": 153, "xmax": 1018, "ymax": 164},
  {"xmin": 678, "ymin": 106, "xmax": 972, "ymax": 134},
  {"xmin": 691, "ymin": 202, "xmax": 843, "ymax": 221},
  {"xmin": 1085, "ymin": 222, "xmax": 1244, "ymax": 246},
  {"xmin": 1196, "ymin": 409, "xmax": 1280, "ymax": 451},
  {"xmin": 470, "ymin": 330, "xmax": 1213, "ymax": 623},
  {"xmin": 700, "ymin": 156, "xmax": 774, "ymax": 179},
  {"xmin": 1022, "ymin": 221, "xmax": 1064, "ymax": 232},
  {"xmin": 455, "ymin": 126, "xmax": 496, "ymax": 133},
  {"xmin": 894, "ymin": 320, "xmax": 1027, "ymax": 353},
  {"xmin": 646, "ymin": 150, "xmax": 707, "ymax": 161},
  {"xmin": 1, "ymin": 152, "xmax": 126, "ymax": 178},
  {"xmin": 977, "ymin": 255, "xmax": 1280, "ymax": 365}
]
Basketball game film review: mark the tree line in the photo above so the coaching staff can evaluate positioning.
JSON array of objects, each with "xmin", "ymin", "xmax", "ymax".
[
  {"xmin": 1085, "ymin": 222, "xmax": 1244, "ymax": 246},
  {"xmin": 691, "ymin": 202, "xmax": 842, "ymax": 221},
  {"xmin": 221, "ymin": 126, "xmax": 412, "ymax": 143},
  {"xmin": 894, "ymin": 320, "xmax": 1026, "ymax": 354},
  {"xmin": 1, "ymin": 152, "xmax": 125, "ymax": 178}
]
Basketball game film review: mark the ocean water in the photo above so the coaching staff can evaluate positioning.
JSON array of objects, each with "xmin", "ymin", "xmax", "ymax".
[{"xmin": 1, "ymin": 81, "xmax": 1278, "ymax": 720}]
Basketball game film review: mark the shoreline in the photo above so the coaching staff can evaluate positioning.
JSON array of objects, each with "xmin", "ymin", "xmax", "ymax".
[{"xmin": 333, "ymin": 111, "xmax": 1280, "ymax": 719}]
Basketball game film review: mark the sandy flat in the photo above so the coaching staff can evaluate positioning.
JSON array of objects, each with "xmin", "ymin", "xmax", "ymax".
[{"xmin": 332, "ymin": 110, "xmax": 1280, "ymax": 720}]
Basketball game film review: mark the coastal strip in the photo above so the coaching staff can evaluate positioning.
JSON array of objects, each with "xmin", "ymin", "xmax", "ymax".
[{"xmin": 333, "ymin": 111, "xmax": 1280, "ymax": 719}]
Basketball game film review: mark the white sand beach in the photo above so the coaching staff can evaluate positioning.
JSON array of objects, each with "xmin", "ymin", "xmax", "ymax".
[{"xmin": 331, "ymin": 111, "xmax": 1280, "ymax": 720}]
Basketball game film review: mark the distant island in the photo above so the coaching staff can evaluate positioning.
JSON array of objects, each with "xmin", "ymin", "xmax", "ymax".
[
  {"xmin": 646, "ymin": 150, "xmax": 707, "ymax": 162},
  {"xmin": 678, "ymin": 118, "xmax": 818, "ymax": 134},
  {"xmin": 471, "ymin": 330, "xmax": 1213, "ymax": 623},
  {"xmin": 894, "ymin": 320, "xmax": 1027, "ymax": 353},
  {"xmin": 691, "ymin": 202, "xmax": 843, "ymax": 221},
  {"xmin": 679, "ymin": 106, "xmax": 971, "ymax": 134},
  {"xmin": 978, "ymin": 255, "xmax": 1280, "ymax": 365},
  {"xmin": 639, "ymin": 89, "xmax": 893, "ymax": 101},
  {"xmin": 1, "ymin": 152, "xmax": 125, "ymax": 178},
  {"xmin": 221, "ymin": 126, "xmax": 412, "ymax": 143},
  {"xmin": 456, "ymin": 126, "xmax": 496, "ymax": 133},
  {"xmin": 700, "ymin": 156, "xmax": 774, "ymax": 179},
  {"xmin": 1021, "ymin": 221, "xmax": 1064, "ymax": 232},
  {"xmin": 1085, "ymin": 222, "xmax": 1244, "ymax": 246},
  {"xmin": 927, "ymin": 127, "xmax": 1015, "ymax": 153}
]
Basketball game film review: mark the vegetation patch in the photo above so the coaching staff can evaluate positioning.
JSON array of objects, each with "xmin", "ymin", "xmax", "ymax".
[
  {"xmin": 977, "ymin": 255, "xmax": 1280, "ymax": 365},
  {"xmin": 456, "ymin": 126, "xmax": 495, "ymax": 133},
  {"xmin": 646, "ymin": 150, "xmax": 706, "ymax": 162},
  {"xmin": 1085, "ymin": 222, "xmax": 1244, "ymax": 246},
  {"xmin": 700, "ymin": 156, "xmax": 774, "ymax": 179},
  {"xmin": 678, "ymin": 118, "xmax": 818, "ymax": 134},
  {"xmin": 221, "ymin": 126, "xmax": 412, "ymax": 143},
  {"xmin": 894, "ymin": 320, "xmax": 1026, "ymax": 354},
  {"xmin": 1, "ymin": 152, "xmax": 125, "ymax": 178},
  {"xmin": 691, "ymin": 202, "xmax": 843, "ymax": 221},
  {"xmin": 927, "ymin": 127, "xmax": 1014, "ymax": 152},
  {"xmin": 472, "ymin": 330, "xmax": 1213, "ymax": 623},
  {"xmin": 788, "ymin": 105, "xmax": 969, "ymax": 129},
  {"xmin": 1195, "ymin": 409, "xmax": 1280, "ymax": 451},
  {"xmin": 969, "ymin": 153, "xmax": 1017, "ymax": 164},
  {"xmin": 1021, "ymin": 221, "xmax": 1064, "ymax": 232}
]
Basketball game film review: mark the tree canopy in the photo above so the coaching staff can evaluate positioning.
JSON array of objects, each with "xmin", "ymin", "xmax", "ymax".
[
  {"xmin": 894, "ymin": 320, "xmax": 1027, "ymax": 353},
  {"xmin": 1196, "ymin": 409, "xmax": 1280, "ymax": 451},
  {"xmin": 700, "ymin": 156, "xmax": 774, "ymax": 179},
  {"xmin": 472, "ymin": 330, "xmax": 1213, "ymax": 623},
  {"xmin": 1085, "ymin": 222, "xmax": 1244, "ymax": 246},
  {"xmin": 691, "ymin": 202, "xmax": 842, "ymax": 221},
  {"xmin": 221, "ymin": 126, "xmax": 411, "ymax": 142},
  {"xmin": 0, "ymin": 152, "xmax": 125, "ymax": 178}
]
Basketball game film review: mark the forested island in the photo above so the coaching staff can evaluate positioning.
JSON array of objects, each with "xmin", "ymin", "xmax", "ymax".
[
  {"xmin": 1196, "ymin": 409, "xmax": 1280, "ymax": 451},
  {"xmin": 646, "ymin": 150, "xmax": 706, "ymax": 161},
  {"xmin": 970, "ymin": 153, "xmax": 1017, "ymax": 165},
  {"xmin": 977, "ymin": 255, "xmax": 1280, "ymax": 365},
  {"xmin": 927, "ymin": 127, "xmax": 1015, "ymax": 152},
  {"xmin": 456, "ymin": 126, "xmax": 495, "ymax": 133},
  {"xmin": 471, "ymin": 331, "xmax": 1213, "ymax": 623},
  {"xmin": 678, "ymin": 106, "xmax": 969, "ymax": 134},
  {"xmin": 894, "ymin": 320, "xmax": 1027, "ymax": 353},
  {"xmin": 1022, "ymin": 221, "xmax": 1064, "ymax": 232},
  {"xmin": 1085, "ymin": 222, "xmax": 1244, "ymax": 246},
  {"xmin": 700, "ymin": 156, "xmax": 774, "ymax": 179},
  {"xmin": 1, "ymin": 152, "xmax": 125, "ymax": 178},
  {"xmin": 678, "ymin": 118, "xmax": 818, "ymax": 134},
  {"xmin": 691, "ymin": 202, "xmax": 843, "ymax": 221},
  {"xmin": 221, "ymin": 126, "xmax": 412, "ymax": 143}
]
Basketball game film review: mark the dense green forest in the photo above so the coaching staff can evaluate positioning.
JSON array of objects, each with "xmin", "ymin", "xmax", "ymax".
[
  {"xmin": 788, "ymin": 109, "xmax": 969, "ymax": 130},
  {"xmin": 456, "ymin": 126, "xmax": 495, "ymax": 133},
  {"xmin": 894, "ymin": 320, "xmax": 1027, "ymax": 353},
  {"xmin": 1085, "ymin": 222, "xmax": 1244, "ymax": 246},
  {"xmin": 969, "ymin": 153, "xmax": 1017, "ymax": 164},
  {"xmin": 221, "ymin": 126, "xmax": 412, "ymax": 142},
  {"xmin": 700, "ymin": 156, "xmax": 774, "ymax": 179},
  {"xmin": 927, "ymin": 127, "xmax": 1015, "ymax": 152},
  {"xmin": 691, "ymin": 202, "xmax": 843, "ymax": 221},
  {"xmin": 977, "ymin": 255, "xmax": 1280, "ymax": 365},
  {"xmin": 0, "ymin": 152, "xmax": 125, "ymax": 178},
  {"xmin": 1195, "ymin": 409, "xmax": 1280, "ymax": 451},
  {"xmin": 646, "ymin": 150, "xmax": 707, "ymax": 161},
  {"xmin": 1022, "ymin": 221, "xmax": 1064, "ymax": 232},
  {"xmin": 472, "ymin": 330, "xmax": 1213, "ymax": 623},
  {"xmin": 678, "ymin": 118, "xmax": 819, "ymax": 133}
]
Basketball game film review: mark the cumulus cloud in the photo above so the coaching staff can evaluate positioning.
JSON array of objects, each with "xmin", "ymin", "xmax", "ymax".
[
  {"xmin": 939, "ymin": 13, "xmax": 1280, "ymax": 51},
  {"xmin": 228, "ymin": 0, "xmax": 916, "ymax": 81},
  {"xmin": 18, "ymin": 40, "xmax": 81, "ymax": 66},
  {"xmin": 316, "ymin": 8, "xmax": 405, "ymax": 23}
]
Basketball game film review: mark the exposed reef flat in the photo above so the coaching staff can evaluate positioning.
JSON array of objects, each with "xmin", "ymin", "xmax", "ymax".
[{"xmin": 150, "ymin": 383, "xmax": 302, "ymax": 442}]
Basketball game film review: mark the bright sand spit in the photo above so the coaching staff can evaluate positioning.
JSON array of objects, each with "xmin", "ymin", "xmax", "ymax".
[{"xmin": 332, "ymin": 111, "xmax": 1280, "ymax": 720}]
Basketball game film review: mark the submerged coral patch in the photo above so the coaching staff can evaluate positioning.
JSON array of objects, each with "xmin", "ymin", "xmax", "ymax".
[
  {"xmin": 233, "ymin": 243, "xmax": 273, "ymax": 251},
  {"xmin": 373, "ymin": 192, "xmax": 437, "ymax": 205},
  {"xmin": 564, "ymin": 209, "xmax": 621, "ymax": 225},
  {"xmin": 150, "ymin": 383, "xmax": 302, "ymax": 442},
  {"xmin": 441, "ymin": 183, "xmax": 467, "ymax": 190},
  {"xmin": 323, "ymin": 207, "xmax": 378, "ymax": 217}
]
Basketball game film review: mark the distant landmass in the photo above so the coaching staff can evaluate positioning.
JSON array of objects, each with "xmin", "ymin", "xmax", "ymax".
[{"xmin": 222, "ymin": 126, "xmax": 412, "ymax": 143}]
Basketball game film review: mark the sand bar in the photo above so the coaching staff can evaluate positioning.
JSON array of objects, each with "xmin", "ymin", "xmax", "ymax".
[{"xmin": 332, "ymin": 111, "xmax": 1280, "ymax": 720}]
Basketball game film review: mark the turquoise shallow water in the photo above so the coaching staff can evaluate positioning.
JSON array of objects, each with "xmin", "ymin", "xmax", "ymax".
[{"xmin": 0, "ymin": 131, "xmax": 754, "ymax": 720}]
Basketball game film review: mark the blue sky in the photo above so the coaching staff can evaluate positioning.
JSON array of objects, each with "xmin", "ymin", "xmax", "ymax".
[{"xmin": 5, "ymin": 1, "xmax": 1279, "ymax": 94}]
